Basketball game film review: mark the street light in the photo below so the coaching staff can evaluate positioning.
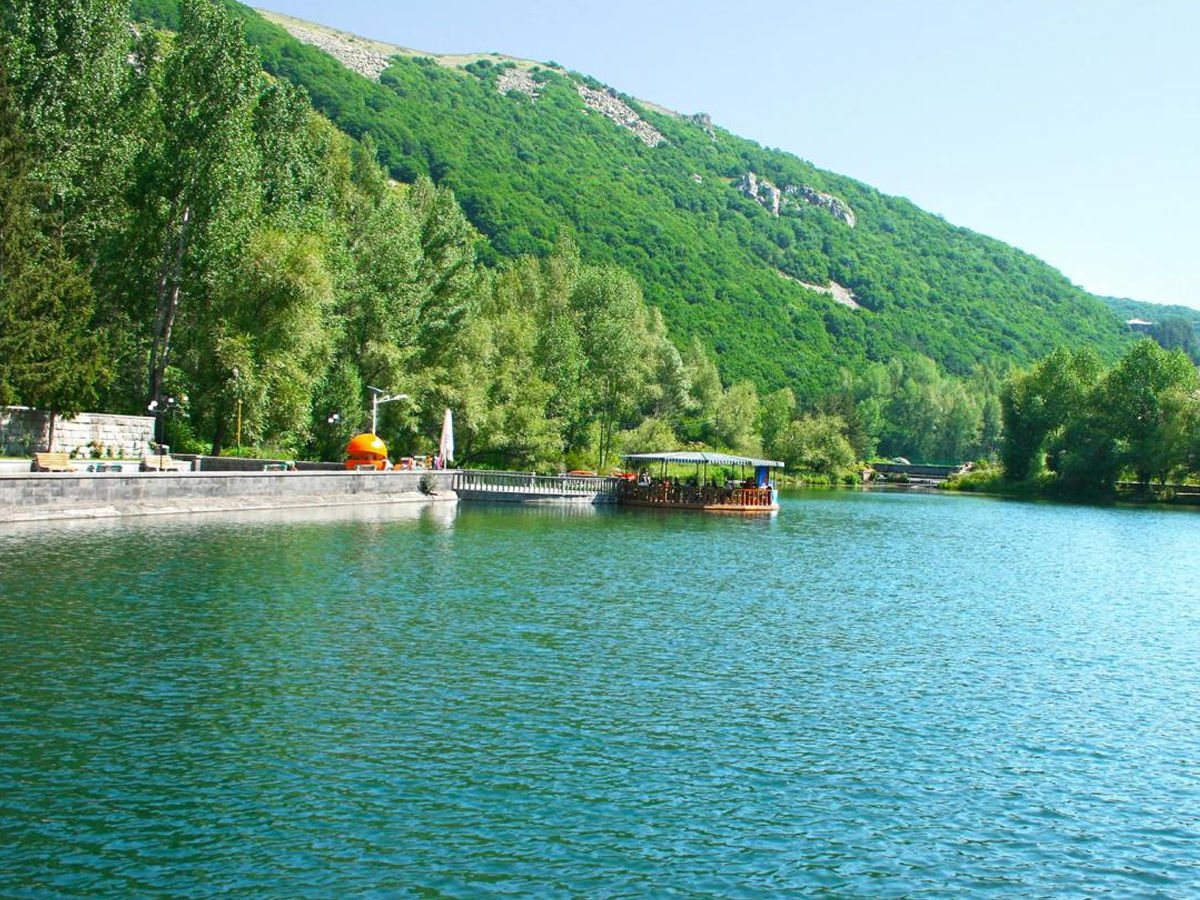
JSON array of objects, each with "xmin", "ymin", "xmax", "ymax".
[
  {"xmin": 366, "ymin": 386, "xmax": 410, "ymax": 435},
  {"xmin": 231, "ymin": 367, "xmax": 242, "ymax": 454},
  {"xmin": 147, "ymin": 395, "xmax": 185, "ymax": 460}
]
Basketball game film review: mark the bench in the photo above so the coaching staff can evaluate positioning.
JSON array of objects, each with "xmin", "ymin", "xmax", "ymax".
[
  {"xmin": 32, "ymin": 452, "xmax": 74, "ymax": 472},
  {"xmin": 262, "ymin": 462, "xmax": 289, "ymax": 471},
  {"xmin": 140, "ymin": 454, "xmax": 182, "ymax": 472}
]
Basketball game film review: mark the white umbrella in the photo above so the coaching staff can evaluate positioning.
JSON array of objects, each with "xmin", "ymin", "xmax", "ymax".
[{"xmin": 439, "ymin": 408, "xmax": 454, "ymax": 466}]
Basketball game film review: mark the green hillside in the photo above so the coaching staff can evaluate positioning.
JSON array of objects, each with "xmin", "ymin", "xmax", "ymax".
[
  {"xmin": 158, "ymin": 1, "xmax": 1132, "ymax": 400},
  {"xmin": 5, "ymin": 0, "xmax": 1152, "ymax": 471},
  {"xmin": 1098, "ymin": 296, "xmax": 1200, "ymax": 363}
]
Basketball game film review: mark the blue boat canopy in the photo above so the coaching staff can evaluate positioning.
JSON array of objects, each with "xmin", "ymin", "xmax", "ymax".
[{"xmin": 621, "ymin": 451, "xmax": 784, "ymax": 469}]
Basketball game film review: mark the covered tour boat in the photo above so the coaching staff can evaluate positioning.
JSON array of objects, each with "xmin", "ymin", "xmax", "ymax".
[{"xmin": 618, "ymin": 451, "xmax": 784, "ymax": 513}]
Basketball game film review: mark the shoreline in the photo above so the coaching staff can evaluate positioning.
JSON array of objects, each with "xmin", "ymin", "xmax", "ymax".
[{"xmin": 0, "ymin": 490, "xmax": 456, "ymax": 524}]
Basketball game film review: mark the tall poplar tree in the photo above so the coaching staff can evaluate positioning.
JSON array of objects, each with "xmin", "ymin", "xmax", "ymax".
[{"xmin": 140, "ymin": 0, "xmax": 260, "ymax": 408}]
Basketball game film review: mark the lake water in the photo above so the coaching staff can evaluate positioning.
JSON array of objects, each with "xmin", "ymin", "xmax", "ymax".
[{"xmin": 2, "ymin": 490, "xmax": 1199, "ymax": 898}]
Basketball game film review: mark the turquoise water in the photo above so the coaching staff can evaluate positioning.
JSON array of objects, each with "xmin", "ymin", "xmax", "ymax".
[{"xmin": 2, "ymin": 491, "xmax": 1199, "ymax": 898}]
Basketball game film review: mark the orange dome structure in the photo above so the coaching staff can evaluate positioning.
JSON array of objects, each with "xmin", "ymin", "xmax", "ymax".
[{"xmin": 344, "ymin": 433, "xmax": 389, "ymax": 470}]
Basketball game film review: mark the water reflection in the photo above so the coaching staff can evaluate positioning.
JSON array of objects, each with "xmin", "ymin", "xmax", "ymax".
[{"xmin": 0, "ymin": 498, "xmax": 460, "ymax": 540}]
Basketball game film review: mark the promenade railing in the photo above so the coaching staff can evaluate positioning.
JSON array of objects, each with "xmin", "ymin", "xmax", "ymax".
[{"xmin": 451, "ymin": 469, "xmax": 622, "ymax": 497}]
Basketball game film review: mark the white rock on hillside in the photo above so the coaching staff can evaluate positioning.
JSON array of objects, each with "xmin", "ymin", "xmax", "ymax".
[
  {"xmin": 738, "ymin": 172, "xmax": 856, "ymax": 227},
  {"xmin": 274, "ymin": 21, "xmax": 393, "ymax": 81},
  {"xmin": 496, "ymin": 68, "xmax": 542, "ymax": 100},
  {"xmin": 576, "ymin": 84, "xmax": 665, "ymax": 147}
]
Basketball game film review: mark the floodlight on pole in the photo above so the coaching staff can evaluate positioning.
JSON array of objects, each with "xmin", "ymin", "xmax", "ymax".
[{"xmin": 367, "ymin": 386, "xmax": 410, "ymax": 434}]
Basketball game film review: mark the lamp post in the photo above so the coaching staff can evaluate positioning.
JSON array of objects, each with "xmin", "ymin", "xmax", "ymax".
[
  {"xmin": 231, "ymin": 367, "xmax": 242, "ymax": 455},
  {"xmin": 366, "ymin": 386, "xmax": 409, "ymax": 435},
  {"xmin": 147, "ymin": 395, "xmax": 184, "ymax": 461}
]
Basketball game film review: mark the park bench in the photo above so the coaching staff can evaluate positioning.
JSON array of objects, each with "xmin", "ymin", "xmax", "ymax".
[
  {"xmin": 31, "ymin": 452, "xmax": 74, "ymax": 472},
  {"xmin": 140, "ymin": 454, "xmax": 183, "ymax": 472}
]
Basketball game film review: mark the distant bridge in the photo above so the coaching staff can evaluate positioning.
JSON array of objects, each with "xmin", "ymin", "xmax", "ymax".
[
  {"xmin": 451, "ymin": 469, "xmax": 621, "ymax": 503},
  {"xmin": 870, "ymin": 462, "xmax": 969, "ymax": 484}
]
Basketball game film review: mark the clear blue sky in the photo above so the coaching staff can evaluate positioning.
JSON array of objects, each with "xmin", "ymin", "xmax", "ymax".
[{"xmin": 258, "ymin": 0, "xmax": 1200, "ymax": 309}]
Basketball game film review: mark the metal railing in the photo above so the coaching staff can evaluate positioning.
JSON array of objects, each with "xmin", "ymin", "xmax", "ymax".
[{"xmin": 451, "ymin": 469, "xmax": 622, "ymax": 497}]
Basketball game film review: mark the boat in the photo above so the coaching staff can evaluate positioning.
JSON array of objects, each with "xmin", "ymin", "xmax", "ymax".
[{"xmin": 617, "ymin": 451, "xmax": 783, "ymax": 513}]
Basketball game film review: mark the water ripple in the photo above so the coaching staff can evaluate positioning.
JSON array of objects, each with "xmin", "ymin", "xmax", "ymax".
[{"xmin": 2, "ymin": 493, "xmax": 1200, "ymax": 897}]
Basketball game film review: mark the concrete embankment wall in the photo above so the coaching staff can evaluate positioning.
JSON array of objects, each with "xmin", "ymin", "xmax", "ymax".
[{"xmin": 0, "ymin": 470, "xmax": 457, "ymax": 523}]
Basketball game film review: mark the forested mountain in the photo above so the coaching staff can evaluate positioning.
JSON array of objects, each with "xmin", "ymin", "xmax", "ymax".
[
  {"xmin": 0, "ymin": 0, "xmax": 1158, "ymax": 471},
  {"xmin": 1, "ymin": 0, "xmax": 824, "ymax": 470},
  {"xmin": 1098, "ymin": 295, "xmax": 1200, "ymax": 363},
  {"xmin": 129, "ymin": 0, "xmax": 1133, "ymax": 401}
]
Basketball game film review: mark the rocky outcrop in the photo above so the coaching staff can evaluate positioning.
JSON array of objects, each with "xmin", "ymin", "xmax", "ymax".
[
  {"xmin": 688, "ymin": 112, "xmax": 716, "ymax": 139},
  {"xmin": 785, "ymin": 185, "xmax": 856, "ymax": 227},
  {"xmin": 272, "ymin": 20, "xmax": 393, "ymax": 81},
  {"xmin": 576, "ymin": 84, "xmax": 665, "ymax": 147},
  {"xmin": 736, "ymin": 172, "xmax": 780, "ymax": 215},
  {"xmin": 737, "ymin": 172, "xmax": 855, "ymax": 227},
  {"xmin": 496, "ymin": 67, "xmax": 542, "ymax": 100}
]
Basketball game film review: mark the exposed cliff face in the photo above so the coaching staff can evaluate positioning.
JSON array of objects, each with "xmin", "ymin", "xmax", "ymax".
[
  {"xmin": 737, "ymin": 172, "xmax": 856, "ymax": 227},
  {"xmin": 575, "ymin": 84, "xmax": 665, "ymax": 147}
]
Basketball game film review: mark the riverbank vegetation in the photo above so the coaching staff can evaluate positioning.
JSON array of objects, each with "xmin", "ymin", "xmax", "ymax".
[{"xmin": 946, "ymin": 339, "xmax": 1200, "ymax": 500}]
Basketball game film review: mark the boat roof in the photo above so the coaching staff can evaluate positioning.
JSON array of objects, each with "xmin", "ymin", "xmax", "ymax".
[{"xmin": 621, "ymin": 451, "xmax": 785, "ymax": 469}]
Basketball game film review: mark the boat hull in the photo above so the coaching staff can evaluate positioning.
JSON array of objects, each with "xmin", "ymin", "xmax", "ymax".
[
  {"xmin": 617, "ymin": 482, "xmax": 777, "ymax": 513},
  {"xmin": 620, "ymin": 498, "xmax": 778, "ymax": 514}
]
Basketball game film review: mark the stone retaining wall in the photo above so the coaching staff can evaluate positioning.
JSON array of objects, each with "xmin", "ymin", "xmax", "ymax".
[
  {"xmin": 0, "ymin": 469, "xmax": 457, "ymax": 522},
  {"xmin": 1, "ymin": 407, "xmax": 155, "ymax": 457}
]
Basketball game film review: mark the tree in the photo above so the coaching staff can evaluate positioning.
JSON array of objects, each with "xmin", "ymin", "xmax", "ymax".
[
  {"xmin": 140, "ymin": 0, "xmax": 261, "ymax": 408},
  {"xmin": 0, "ymin": 56, "xmax": 107, "ymax": 447},
  {"xmin": 1150, "ymin": 316, "xmax": 1200, "ymax": 364},
  {"xmin": 759, "ymin": 387, "xmax": 795, "ymax": 459},
  {"xmin": 406, "ymin": 177, "xmax": 480, "ymax": 369},
  {"xmin": 1001, "ymin": 348, "xmax": 1103, "ymax": 480},
  {"xmin": 712, "ymin": 380, "xmax": 761, "ymax": 454},
  {"xmin": 1100, "ymin": 339, "xmax": 1200, "ymax": 488},
  {"xmin": 571, "ymin": 265, "xmax": 649, "ymax": 469},
  {"xmin": 194, "ymin": 228, "xmax": 333, "ymax": 454},
  {"xmin": 4, "ymin": 0, "xmax": 135, "ymax": 256},
  {"xmin": 776, "ymin": 414, "xmax": 856, "ymax": 478},
  {"xmin": 681, "ymin": 336, "xmax": 722, "ymax": 440}
]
